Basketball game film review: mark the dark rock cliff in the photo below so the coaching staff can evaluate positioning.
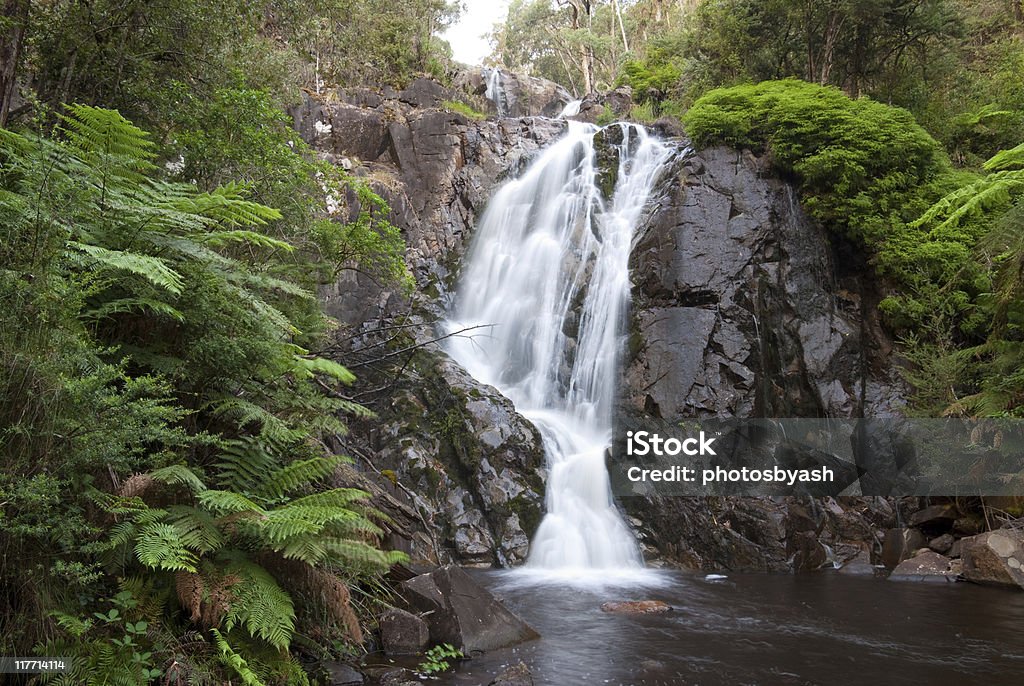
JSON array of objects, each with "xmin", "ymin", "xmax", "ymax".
[{"xmin": 294, "ymin": 75, "xmax": 906, "ymax": 572}]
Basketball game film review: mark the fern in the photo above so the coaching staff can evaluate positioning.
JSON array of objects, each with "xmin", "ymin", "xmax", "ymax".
[
  {"xmin": 67, "ymin": 241, "xmax": 184, "ymax": 294},
  {"xmin": 221, "ymin": 558, "xmax": 296, "ymax": 650},
  {"xmin": 211, "ymin": 629, "xmax": 267, "ymax": 686},
  {"xmin": 135, "ymin": 522, "xmax": 200, "ymax": 572},
  {"xmin": 150, "ymin": 464, "xmax": 207, "ymax": 493},
  {"xmin": 255, "ymin": 456, "xmax": 344, "ymax": 500},
  {"xmin": 59, "ymin": 103, "xmax": 156, "ymax": 179}
]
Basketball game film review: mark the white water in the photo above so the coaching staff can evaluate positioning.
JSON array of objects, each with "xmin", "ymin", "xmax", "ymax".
[
  {"xmin": 446, "ymin": 122, "xmax": 674, "ymax": 581},
  {"xmin": 484, "ymin": 68, "xmax": 506, "ymax": 117},
  {"xmin": 558, "ymin": 99, "xmax": 583, "ymax": 119}
]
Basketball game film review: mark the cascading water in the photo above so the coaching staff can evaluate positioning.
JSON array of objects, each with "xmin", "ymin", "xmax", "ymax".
[
  {"xmin": 558, "ymin": 99, "xmax": 582, "ymax": 119},
  {"xmin": 484, "ymin": 68, "xmax": 506, "ymax": 117},
  {"xmin": 446, "ymin": 121, "xmax": 674, "ymax": 579}
]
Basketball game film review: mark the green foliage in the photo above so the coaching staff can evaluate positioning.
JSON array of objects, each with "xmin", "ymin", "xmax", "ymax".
[
  {"xmin": 442, "ymin": 100, "xmax": 487, "ymax": 120},
  {"xmin": 1, "ymin": 104, "xmax": 407, "ymax": 682},
  {"xmin": 417, "ymin": 643, "xmax": 464, "ymax": 675},
  {"xmin": 683, "ymin": 80, "xmax": 946, "ymax": 245}
]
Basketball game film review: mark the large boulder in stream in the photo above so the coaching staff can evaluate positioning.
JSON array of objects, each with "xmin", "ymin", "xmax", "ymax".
[
  {"xmin": 960, "ymin": 529, "xmax": 1024, "ymax": 589},
  {"xmin": 401, "ymin": 565, "xmax": 540, "ymax": 653}
]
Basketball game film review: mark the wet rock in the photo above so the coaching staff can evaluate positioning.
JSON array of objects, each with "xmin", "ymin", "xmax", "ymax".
[
  {"xmin": 322, "ymin": 662, "xmax": 364, "ymax": 685},
  {"xmin": 489, "ymin": 661, "xmax": 534, "ymax": 686},
  {"xmin": 960, "ymin": 530, "xmax": 1024, "ymax": 589},
  {"xmin": 379, "ymin": 607, "xmax": 429, "ymax": 655},
  {"xmin": 929, "ymin": 533, "xmax": 955, "ymax": 555},
  {"xmin": 789, "ymin": 531, "xmax": 828, "ymax": 572},
  {"xmin": 881, "ymin": 528, "xmax": 927, "ymax": 569},
  {"xmin": 838, "ymin": 549, "xmax": 876, "ymax": 576},
  {"xmin": 402, "ymin": 566, "xmax": 540, "ymax": 652},
  {"xmin": 889, "ymin": 551, "xmax": 958, "ymax": 582},
  {"xmin": 908, "ymin": 503, "xmax": 957, "ymax": 529},
  {"xmin": 954, "ymin": 516, "xmax": 984, "ymax": 537},
  {"xmin": 600, "ymin": 600, "xmax": 673, "ymax": 614}
]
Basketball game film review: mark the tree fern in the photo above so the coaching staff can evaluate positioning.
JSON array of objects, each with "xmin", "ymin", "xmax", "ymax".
[{"xmin": 66, "ymin": 241, "xmax": 184, "ymax": 294}]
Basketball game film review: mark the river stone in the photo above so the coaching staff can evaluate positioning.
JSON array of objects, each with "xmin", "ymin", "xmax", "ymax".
[
  {"xmin": 960, "ymin": 530, "xmax": 1024, "ymax": 589},
  {"xmin": 322, "ymin": 662, "xmax": 364, "ymax": 685},
  {"xmin": 881, "ymin": 528, "xmax": 927, "ymax": 569},
  {"xmin": 889, "ymin": 551, "xmax": 957, "ymax": 582},
  {"xmin": 928, "ymin": 533, "xmax": 955, "ymax": 554},
  {"xmin": 379, "ymin": 607, "xmax": 429, "ymax": 654},
  {"xmin": 600, "ymin": 600, "xmax": 672, "ymax": 614},
  {"xmin": 838, "ymin": 549, "xmax": 876, "ymax": 576},
  {"xmin": 402, "ymin": 566, "xmax": 540, "ymax": 652},
  {"xmin": 489, "ymin": 661, "xmax": 534, "ymax": 686}
]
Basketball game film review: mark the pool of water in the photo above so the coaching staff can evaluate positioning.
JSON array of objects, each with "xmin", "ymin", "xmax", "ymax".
[{"xmin": 436, "ymin": 569, "xmax": 1024, "ymax": 685}]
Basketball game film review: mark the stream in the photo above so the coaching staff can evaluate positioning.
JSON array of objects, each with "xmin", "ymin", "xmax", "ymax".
[{"xmin": 437, "ymin": 570, "xmax": 1024, "ymax": 685}]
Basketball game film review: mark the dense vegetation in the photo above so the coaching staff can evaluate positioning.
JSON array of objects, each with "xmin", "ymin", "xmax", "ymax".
[{"xmin": 0, "ymin": 1, "xmax": 455, "ymax": 683}]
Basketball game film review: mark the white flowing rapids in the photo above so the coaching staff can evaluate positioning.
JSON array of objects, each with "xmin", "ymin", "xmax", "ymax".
[{"xmin": 446, "ymin": 121, "xmax": 673, "ymax": 581}]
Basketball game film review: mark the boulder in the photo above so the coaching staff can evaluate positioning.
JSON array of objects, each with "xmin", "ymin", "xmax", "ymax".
[
  {"xmin": 908, "ymin": 503, "xmax": 957, "ymax": 528},
  {"xmin": 889, "ymin": 551, "xmax": 957, "ymax": 582},
  {"xmin": 379, "ymin": 607, "xmax": 429, "ymax": 655},
  {"xmin": 960, "ymin": 529, "xmax": 1024, "ymax": 589},
  {"xmin": 838, "ymin": 549, "xmax": 876, "ymax": 576},
  {"xmin": 489, "ymin": 662, "xmax": 534, "ymax": 686},
  {"xmin": 401, "ymin": 566, "xmax": 539, "ymax": 652},
  {"xmin": 928, "ymin": 533, "xmax": 955, "ymax": 554},
  {"xmin": 881, "ymin": 528, "xmax": 927, "ymax": 569},
  {"xmin": 600, "ymin": 600, "xmax": 673, "ymax": 614},
  {"xmin": 322, "ymin": 662, "xmax": 364, "ymax": 685}
]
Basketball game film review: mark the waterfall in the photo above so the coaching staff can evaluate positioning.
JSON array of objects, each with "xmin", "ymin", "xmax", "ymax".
[
  {"xmin": 446, "ymin": 122, "xmax": 674, "ymax": 578},
  {"xmin": 558, "ymin": 99, "xmax": 582, "ymax": 119},
  {"xmin": 484, "ymin": 68, "xmax": 506, "ymax": 117}
]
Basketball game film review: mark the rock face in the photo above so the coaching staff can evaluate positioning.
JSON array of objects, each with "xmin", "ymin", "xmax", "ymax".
[
  {"xmin": 489, "ymin": 662, "xmax": 534, "ymax": 686},
  {"xmin": 401, "ymin": 566, "xmax": 540, "ymax": 652},
  {"xmin": 454, "ymin": 68, "xmax": 574, "ymax": 118},
  {"xmin": 960, "ymin": 529, "xmax": 1024, "ymax": 589},
  {"xmin": 293, "ymin": 78, "xmax": 564, "ymax": 566},
  {"xmin": 616, "ymin": 145, "xmax": 905, "ymax": 570}
]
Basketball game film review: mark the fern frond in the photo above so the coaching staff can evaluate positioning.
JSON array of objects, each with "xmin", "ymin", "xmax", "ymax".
[
  {"xmin": 197, "ymin": 490, "xmax": 266, "ymax": 516},
  {"xmin": 214, "ymin": 439, "xmax": 279, "ymax": 493},
  {"xmin": 83, "ymin": 297, "xmax": 185, "ymax": 322},
  {"xmin": 290, "ymin": 356, "xmax": 356, "ymax": 384},
  {"xmin": 67, "ymin": 241, "xmax": 184, "ymax": 294},
  {"xmin": 210, "ymin": 629, "xmax": 267, "ymax": 686},
  {"xmin": 166, "ymin": 505, "xmax": 225, "ymax": 554},
  {"xmin": 150, "ymin": 464, "xmax": 207, "ymax": 493},
  {"xmin": 255, "ymin": 456, "xmax": 344, "ymax": 500},
  {"xmin": 59, "ymin": 104, "xmax": 156, "ymax": 176},
  {"xmin": 221, "ymin": 559, "xmax": 295, "ymax": 650},
  {"xmin": 202, "ymin": 230, "xmax": 293, "ymax": 252},
  {"xmin": 135, "ymin": 522, "xmax": 200, "ymax": 572}
]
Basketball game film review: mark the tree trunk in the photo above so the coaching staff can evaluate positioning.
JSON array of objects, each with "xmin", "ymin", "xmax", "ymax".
[{"xmin": 0, "ymin": 0, "xmax": 29, "ymax": 127}]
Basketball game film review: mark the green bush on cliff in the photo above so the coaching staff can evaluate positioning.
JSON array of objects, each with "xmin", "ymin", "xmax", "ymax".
[{"xmin": 683, "ymin": 80, "xmax": 991, "ymax": 332}]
